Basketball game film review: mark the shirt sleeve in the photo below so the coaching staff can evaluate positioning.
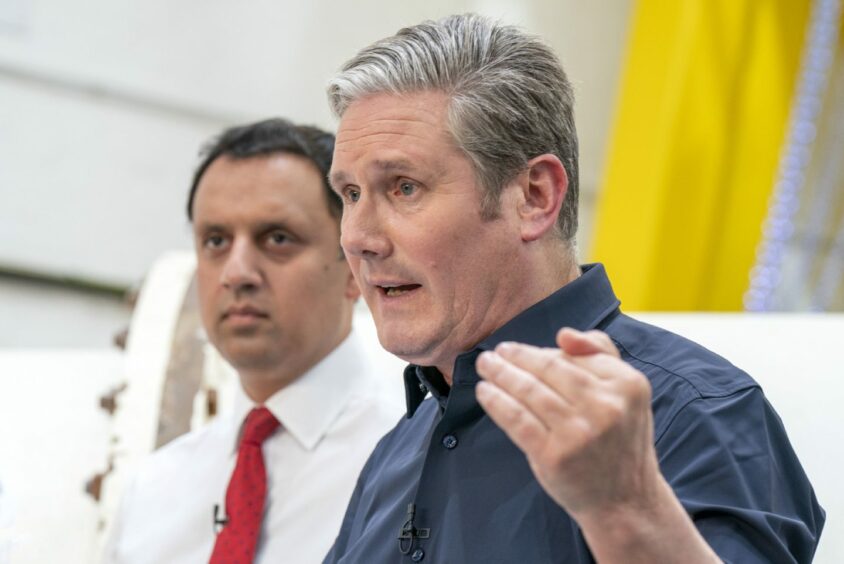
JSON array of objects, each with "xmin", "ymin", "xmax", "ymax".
[{"xmin": 655, "ymin": 386, "xmax": 825, "ymax": 563}]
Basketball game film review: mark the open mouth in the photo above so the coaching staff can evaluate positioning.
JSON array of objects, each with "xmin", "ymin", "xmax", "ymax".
[{"xmin": 378, "ymin": 284, "xmax": 421, "ymax": 297}]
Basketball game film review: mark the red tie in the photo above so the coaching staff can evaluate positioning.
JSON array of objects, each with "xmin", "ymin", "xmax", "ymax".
[{"xmin": 210, "ymin": 406, "xmax": 280, "ymax": 564}]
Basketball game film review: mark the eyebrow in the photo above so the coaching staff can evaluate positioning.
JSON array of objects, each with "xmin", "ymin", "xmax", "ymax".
[
  {"xmin": 329, "ymin": 158, "xmax": 418, "ymax": 189},
  {"xmin": 193, "ymin": 221, "xmax": 226, "ymax": 233},
  {"xmin": 372, "ymin": 158, "xmax": 416, "ymax": 174},
  {"xmin": 328, "ymin": 170, "xmax": 349, "ymax": 190},
  {"xmin": 193, "ymin": 220, "xmax": 294, "ymax": 234}
]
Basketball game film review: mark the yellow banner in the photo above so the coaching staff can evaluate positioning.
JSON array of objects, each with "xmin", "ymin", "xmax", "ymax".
[{"xmin": 590, "ymin": 0, "xmax": 811, "ymax": 310}]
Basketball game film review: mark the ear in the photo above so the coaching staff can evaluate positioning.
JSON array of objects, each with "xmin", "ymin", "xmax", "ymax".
[{"xmin": 516, "ymin": 154, "xmax": 568, "ymax": 242}]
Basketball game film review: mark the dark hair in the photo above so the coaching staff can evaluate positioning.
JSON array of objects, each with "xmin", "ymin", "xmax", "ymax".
[{"xmin": 186, "ymin": 118, "xmax": 338, "ymax": 221}]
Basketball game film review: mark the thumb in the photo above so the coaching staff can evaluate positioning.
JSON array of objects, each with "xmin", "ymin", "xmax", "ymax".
[{"xmin": 556, "ymin": 328, "xmax": 620, "ymax": 358}]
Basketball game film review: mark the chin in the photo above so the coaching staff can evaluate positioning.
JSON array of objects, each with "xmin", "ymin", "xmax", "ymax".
[
  {"xmin": 376, "ymin": 327, "xmax": 442, "ymax": 366},
  {"xmin": 221, "ymin": 344, "xmax": 279, "ymax": 371}
]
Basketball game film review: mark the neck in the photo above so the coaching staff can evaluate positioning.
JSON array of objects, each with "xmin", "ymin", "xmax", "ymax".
[
  {"xmin": 437, "ymin": 248, "xmax": 580, "ymax": 386},
  {"xmin": 238, "ymin": 368, "xmax": 302, "ymax": 404},
  {"xmin": 238, "ymin": 325, "xmax": 352, "ymax": 403}
]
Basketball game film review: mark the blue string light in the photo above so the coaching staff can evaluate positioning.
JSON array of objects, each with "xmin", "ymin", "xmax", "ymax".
[{"xmin": 744, "ymin": 0, "xmax": 842, "ymax": 311}]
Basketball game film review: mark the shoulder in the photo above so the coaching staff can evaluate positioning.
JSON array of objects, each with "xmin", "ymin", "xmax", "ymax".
[
  {"xmin": 329, "ymin": 344, "xmax": 406, "ymax": 436},
  {"xmin": 329, "ymin": 383, "xmax": 405, "ymax": 444},
  {"xmin": 315, "ymin": 348, "xmax": 406, "ymax": 451},
  {"xmin": 607, "ymin": 313, "xmax": 758, "ymax": 395},
  {"xmin": 605, "ymin": 313, "xmax": 759, "ymax": 440},
  {"xmin": 129, "ymin": 416, "xmax": 231, "ymax": 486}
]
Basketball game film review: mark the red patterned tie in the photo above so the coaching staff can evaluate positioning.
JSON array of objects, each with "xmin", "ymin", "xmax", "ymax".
[{"xmin": 210, "ymin": 407, "xmax": 280, "ymax": 564}]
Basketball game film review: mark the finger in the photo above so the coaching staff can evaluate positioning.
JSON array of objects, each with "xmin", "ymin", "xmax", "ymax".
[
  {"xmin": 491, "ymin": 342, "xmax": 597, "ymax": 399},
  {"xmin": 476, "ymin": 380, "xmax": 548, "ymax": 456},
  {"xmin": 476, "ymin": 350, "xmax": 572, "ymax": 429},
  {"xmin": 556, "ymin": 328, "xmax": 620, "ymax": 359}
]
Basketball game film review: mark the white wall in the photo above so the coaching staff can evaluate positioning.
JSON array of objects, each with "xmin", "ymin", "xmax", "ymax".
[
  {"xmin": 1, "ymin": 1, "xmax": 632, "ymax": 348},
  {"xmin": 0, "ymin": 0, "xmax": 631, "ymax": 289},
  {"xmin": 636, "ymin": 314, "xmax": 844, "ymax": 563},
  {"xmin": 0, "ymin": 278, "xmax": 130, "ymax": 347},
  {"xmin": 0, "ymin": 350, "xmax": 124, "ymax": 564}
]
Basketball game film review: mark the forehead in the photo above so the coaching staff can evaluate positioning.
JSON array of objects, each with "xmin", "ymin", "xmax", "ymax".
[
  {"xmin": 331, "ymin": 91, "xmax": 460, "ymax": 183},
  {"xmin": 193, "ymin": 153, "xmax": 333, "ymax": 224}
]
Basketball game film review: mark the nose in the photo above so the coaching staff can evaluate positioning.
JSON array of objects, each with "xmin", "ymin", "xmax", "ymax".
[
  {"xmin": 340, "ymin": 196, "xmax": 392, "ymax": 260},
  {"xmin": 220, "ymin": 238, "xmax": 263, "ymax": 292}
]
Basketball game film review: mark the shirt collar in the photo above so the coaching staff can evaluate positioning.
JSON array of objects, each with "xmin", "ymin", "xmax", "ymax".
[
  {"xmin": 229, "ymin": 328, "xmax": 369, "ymax": 453},
  {"xmin": 403, "ymin": 263, "xmax": 621, "ymax": 416}
]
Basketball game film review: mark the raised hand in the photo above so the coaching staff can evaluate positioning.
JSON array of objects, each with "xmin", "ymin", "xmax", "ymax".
[
  {"xmin": 475, "ymin": 328, "xmax": 660, "ymax": 518},
  {"xmin": 475, "ymin": 328, "xmax": 720, "ymax": 563}
]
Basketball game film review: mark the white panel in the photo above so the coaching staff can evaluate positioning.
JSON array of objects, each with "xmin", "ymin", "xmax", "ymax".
[
  {"xmin": 0, "ymin": 349, "xmax": 123, "ymax": 564},
  {"xmin": 0, "ymin": 79, "xmax": 204, "ymax": 283},
  {"xmin": 0, "ymin": 279, "xmax": 130, "ymax": 347},
  {"xmin": 0, "ymin": 0, "xmax": 30, "ymax": 33},
  {"xmin": 635, "ymin": 313, "xmax": 844, "ymax": 563}
]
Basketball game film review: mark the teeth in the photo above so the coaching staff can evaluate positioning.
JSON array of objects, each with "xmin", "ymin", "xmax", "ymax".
[{"xmin": 385, "ymin": 287, "xmax": 407, "ymax": 297}]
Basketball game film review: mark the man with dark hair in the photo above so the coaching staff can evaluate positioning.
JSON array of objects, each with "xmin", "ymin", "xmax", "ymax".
[
  {"xmin": 104, "ymin": 118, "xmax": 401, "ymax": 564},
  {"xmin": 324, "ymin": 14, "xmax": 824, "ymax": 563},
  {"xmin": 185, "ymin": 118, "xmax": 340, "ymax": 222}
]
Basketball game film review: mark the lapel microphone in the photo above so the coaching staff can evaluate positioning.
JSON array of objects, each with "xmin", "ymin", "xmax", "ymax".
[{"xmin": 213, "ymin": 504, "xmax": 229, "ymax": 534}]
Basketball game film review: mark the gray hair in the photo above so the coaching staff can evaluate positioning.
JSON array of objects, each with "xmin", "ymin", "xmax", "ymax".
[{"xmin": 327, "ymin": 13, "xmax": 579, "ymax": 242}]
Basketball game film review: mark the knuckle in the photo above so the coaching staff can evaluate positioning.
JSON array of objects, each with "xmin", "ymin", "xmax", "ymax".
[
  {"xmin": 509, "ymin": 408, "xmax": 539, "ymax": 442},
  {"xmin": 590, "ymin": 353, "xmax": 616, "ymax": 375},
  {"xmin": 502, "ymin": 403, "xmax": 523, "ymax": 426},
  {"xmin": 600, "ymin": 394, "xmax": 627, "ymax": 422},
  {"xmin": 632, "ymin": 373, "xmax": 653, "ymax": 403},
  {"xmin": 511, "ymin": 371, "xmax": 536, "ymax": 398},
  {"xmin": 588, "ymin": 330, "xmax": 620, "ymax": 357},
  {"xmin": 565, "ymin": 364, "xmax": 590, "ymax": 388},
  {"xmin": 536, "ymin": 390, "xmax": 561, "ymax": 414},
  {"xmin": 539, "ymin": 351, "xmax": 561, "ymax": 375},
  {"xmin": 621, "ymin": 367, "xmax": 651, "ymax": 400}
]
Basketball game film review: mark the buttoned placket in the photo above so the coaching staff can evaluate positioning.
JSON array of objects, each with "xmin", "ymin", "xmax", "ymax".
[{"xmin": 399, "ymin": 351, "xmax": 485, "ymax": 561}]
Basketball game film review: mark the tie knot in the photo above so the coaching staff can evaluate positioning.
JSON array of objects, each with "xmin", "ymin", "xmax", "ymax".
[{"xmin": 240, "ymin": 407, "xmax": 280, "ymax": 447}]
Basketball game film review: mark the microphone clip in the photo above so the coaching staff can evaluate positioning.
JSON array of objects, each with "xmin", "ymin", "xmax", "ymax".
[
  {"xmin": 397, "ymin": 503, "xmax": 430, "ymax": 555},
  {"xmin": 213, "ymin": 504, "xmax": 229, "ymax": 534}
]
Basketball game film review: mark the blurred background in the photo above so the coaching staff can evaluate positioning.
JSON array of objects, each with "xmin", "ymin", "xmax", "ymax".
[
  {"xmin": 1, "ymin": 0, "xmax": 843, "ymax": 562},
  {"xmin": 0, "ymin": 0, "xmax": 634, "ymax": 348}
]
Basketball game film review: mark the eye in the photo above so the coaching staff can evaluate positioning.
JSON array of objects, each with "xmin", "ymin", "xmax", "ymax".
[
  {"xmin": 203, "ymin": 234, "xmax": 227, "ymax": 250},
  {"xmin": 266, "ymin": 230, "xmax": 289, "ymax": 246},
  {"xmin": 344, "ymin": 187, "xmax": 361, "ymax": 203},
  {"xmin": 398, "ymin": 181, "xmax": 417, "ymax": 196}
]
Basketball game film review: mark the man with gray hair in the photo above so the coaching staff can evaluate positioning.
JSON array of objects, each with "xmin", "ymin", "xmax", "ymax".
[{"xmin": 324, "ymin": 13, "xmax": 823, "ymax": 564}]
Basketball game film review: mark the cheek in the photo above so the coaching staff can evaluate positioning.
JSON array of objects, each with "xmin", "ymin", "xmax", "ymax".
[
  {"xmin": 195, "ymin": 272, "xmax": 218, "ymax": 314},
  {"xmin": 283, "ymin": 261, "xmax": 347, "ymax": 302},
  {"xmin": 434, "ymin": 237, "xmax": 496, "ymax": 304}
]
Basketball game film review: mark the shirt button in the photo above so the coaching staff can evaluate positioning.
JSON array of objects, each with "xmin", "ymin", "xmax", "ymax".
[
  {"xmin": 442, "ymin": 434, "xmax": 458, "ymax": 449},
  {"xmin": 411, "ymin": 548, "xmax": 425, "ymax": 562}
]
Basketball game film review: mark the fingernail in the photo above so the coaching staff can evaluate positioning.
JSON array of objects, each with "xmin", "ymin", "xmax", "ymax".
[
  {"xmin": 496, "ymin": 341, "xmax": 516, "ymax": 354},
  {"xmin": 476, "ymin": 351, "xmax": 497, "ymax": 368}
]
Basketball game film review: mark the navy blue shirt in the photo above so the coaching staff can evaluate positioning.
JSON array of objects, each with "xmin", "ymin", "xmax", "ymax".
[{"xmin": 325, "ymin": 264, "xmax": 825, "ymax": 563}]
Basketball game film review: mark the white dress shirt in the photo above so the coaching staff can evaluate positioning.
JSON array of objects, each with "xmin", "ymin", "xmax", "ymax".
[{"xmin": 103, "ymin": 330, "xmax": 403, "ymax": 564}]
